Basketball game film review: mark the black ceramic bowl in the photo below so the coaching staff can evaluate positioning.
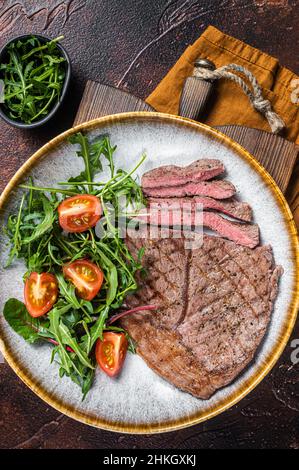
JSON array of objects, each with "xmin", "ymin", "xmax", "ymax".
[{"xmin": 0, "ymin": 34, "xmax": 71, "ymax": 129}]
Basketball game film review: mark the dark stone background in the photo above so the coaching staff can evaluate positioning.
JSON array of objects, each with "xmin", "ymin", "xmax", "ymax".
[{"xmin": 0, "ymin": 0, "xmax": 298, "ymax": 449}]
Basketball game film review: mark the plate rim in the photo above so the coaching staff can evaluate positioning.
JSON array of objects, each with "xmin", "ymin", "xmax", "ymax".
[{"xmin": 0, "ymin": 111, "xmax": 298, "ymax": 434}]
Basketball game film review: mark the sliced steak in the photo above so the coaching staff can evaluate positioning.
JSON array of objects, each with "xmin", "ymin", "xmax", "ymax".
[
  {"xmin": 133, "ymin": 208, "xmax": 259, "ymax": 248},
  {"xmin": 142, "ymin": 179, "xmax": 236, "ymax": 199},
  {"xmin": 147, "ymin": 196, "xmax": 252, "ymax": 222},
  {"xmin": 202, "ymin": 212, "xmax": 259, "ymax": 248},
  {"xmin": 142, "ymin": 159, "xmax": 225, "ymax": 188},
  {"xmin": 121, "ymin": 229, "xmax": 282, "ymax": 399}
]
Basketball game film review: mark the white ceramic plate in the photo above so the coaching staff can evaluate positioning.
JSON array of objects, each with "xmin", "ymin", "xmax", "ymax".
[{"xmin": 0, "ymin": 113, "xmax": 298, "ymax": 433}]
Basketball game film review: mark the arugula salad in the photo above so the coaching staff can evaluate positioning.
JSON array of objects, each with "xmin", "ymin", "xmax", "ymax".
[{"xmin": 3, "ymin": 132, "xmax": 152, "ymax": 398}]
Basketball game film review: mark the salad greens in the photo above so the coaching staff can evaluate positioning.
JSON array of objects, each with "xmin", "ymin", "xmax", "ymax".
[
  {"xmin": 0, "ymin": 35, "xmax": 66, "ymax": 124},
  {"xmin": 3, "ymin": 132, "xmax": 146, "ymax": 398}
]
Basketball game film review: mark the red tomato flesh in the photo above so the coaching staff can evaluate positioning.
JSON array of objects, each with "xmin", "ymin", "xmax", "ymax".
[
  {"xmin": 58, "ymin": 194, "xmax": 101, "ymax": 233},
  {"xmin": 24, "ymin": 272, "xmax": 58, "ymax": 318},
  {"xmin": 95, "ymin": 332, "xmax": 128, "ymax": 377},
  {"xmin": 63, "ymin": 259, "xmax": 104, "ymax": 301}
]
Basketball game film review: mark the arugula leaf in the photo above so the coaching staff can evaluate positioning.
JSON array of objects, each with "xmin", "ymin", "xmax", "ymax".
[
  {"xmin": 95, "ymin": 248, "xmax": 118, "ymax": 306},
  {"xmin": 58, "ymin": 322, "xmax": 94, "ymax": 369},
  {"xmin": 82, "ymin": 305, "xmax": 110, "ymax": 352},
  {"xmin": 6, "ymin": 194, "xmax": 25, "ymax": 266},
  {"xmin": 3, "ymin": 298, "xmax": 49, "ymax": 343},
  {"xmin": 100, "ymin": 136, "xmax": 116, "ymax": 177},
  {"xmin": 81, "ymin": 368, "xmax": 95, "ymax": 400},
  {"xmin": 22, "ymin": 194, "xmax": 54, "ymax": 244},
  {"xmin": 68, "ymin": 133, "xmax": 106, "ymax": 186},
  {"xmin": 48, "ymin": 306, "xmax": 72, "ymax": 374},
  {"xmin": 56, "ymin": 273, "xmax": 81, "ymax": 310}
]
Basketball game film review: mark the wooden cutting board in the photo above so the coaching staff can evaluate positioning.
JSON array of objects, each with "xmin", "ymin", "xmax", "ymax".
[{"xmin": 74, "ymin": 81, "xmax": 299, "ymax": 193}]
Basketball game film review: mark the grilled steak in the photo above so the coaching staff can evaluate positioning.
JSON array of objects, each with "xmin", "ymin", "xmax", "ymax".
[
  {"xmin": 142, "ymin": 159, "xmax": 225, "ymax": 188},
  {"xmin": 202, "ymin": 212, "xmax": 259, "ymax": 248},
  {"xmin": 147, "ymin": 196, "xmax": 252, "ymax": 222},
  {"xmin": 142, "ymin": 179, "xmax": 236, "ymax": 199},
  {"xmin": 121, "ymin": 228, "xmax": 283, "ymax": 399},
  {"xmin": 134, "ymin": 208, "xmax": 259, "ymax": 248}
]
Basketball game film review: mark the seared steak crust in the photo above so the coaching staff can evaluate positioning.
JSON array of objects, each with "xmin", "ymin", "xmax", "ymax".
[
  {"xmin": 121, "ymin": 229, "xmax": 283, "ymax": 399},
  {"xmin": 142, "ymin": 159, "xmax": 225, "ymax": 188}
]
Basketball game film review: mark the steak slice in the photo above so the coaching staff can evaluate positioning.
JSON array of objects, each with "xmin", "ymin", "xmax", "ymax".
[
  {"xmin": 142, "ymin": 179, "xmax": 236, "ymax": 199},
  {"xmin": 133, "ymin": 209, "xmax": 259, "ymax": 248},
  {"xmin": 202, "ymin": 212, "xmax": 259, "ymax": 248},
  {"xmin": 141, "ymin": 159, "xmax": 225, "ymax": 188},
  {"xmin": 147, "ymin": 196, "xmax": 252, "ymax": 222},
  {"xmin": 121, "ymin": 229, "xmax": 283, "ymax": 399}
]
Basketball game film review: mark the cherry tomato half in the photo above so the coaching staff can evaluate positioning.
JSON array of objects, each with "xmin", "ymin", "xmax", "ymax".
[
  {"xmin": 24, "ymin": 272, "xmax": 58, "ymax": 318},
  {"xmin": 58, "ymin": 194, "xmax": 101, "ymax": 233},
  {"xmin": 95, "ymin": 332, "xmax": 128, "ymax": 377},
  {"xmin": 63, "ymin": 259, "xmax": 104, "ymax": 301}
]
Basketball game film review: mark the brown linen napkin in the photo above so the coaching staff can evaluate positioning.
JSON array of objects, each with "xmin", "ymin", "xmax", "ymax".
[{"xmin": 146, "ymin": 26, "xmax": 299, "ymax": 227}]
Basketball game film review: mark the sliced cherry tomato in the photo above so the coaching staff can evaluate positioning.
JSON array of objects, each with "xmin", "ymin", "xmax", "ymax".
[
  {"xmin": 95, "ymin": 332, "xmax": 128, "ymax": 377},
  {"xmin": 63, "ymin": 259, "xmax": 104, "ymax": 301},
  {"xmin": 58, "ymin": 194, "xmax": 101, "ymax": 233},
  {"xmin": 24, "ymin": 272, "xmax": 58, "ymax": 318}
]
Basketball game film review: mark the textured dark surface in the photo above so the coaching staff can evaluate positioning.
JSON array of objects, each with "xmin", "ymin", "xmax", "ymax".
[{"xmin": 0, "ymin": 0, "xmax": 299, "ymax": 449}]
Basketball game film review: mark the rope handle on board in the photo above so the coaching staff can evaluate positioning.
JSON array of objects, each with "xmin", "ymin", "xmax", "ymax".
[{"xmin": 193, "ymin": 60, "xmax": 285, "ymax": 134}]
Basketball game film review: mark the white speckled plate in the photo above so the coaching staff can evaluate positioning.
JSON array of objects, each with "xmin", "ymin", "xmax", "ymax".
[{"xmin": 0, "ymin": 113, "xmax": 298, "ymax": 433}]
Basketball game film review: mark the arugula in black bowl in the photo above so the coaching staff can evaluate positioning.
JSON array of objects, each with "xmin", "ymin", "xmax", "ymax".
[{"xmin": 0, "ymin": 34, "xmax": 71, "ymax": 129}]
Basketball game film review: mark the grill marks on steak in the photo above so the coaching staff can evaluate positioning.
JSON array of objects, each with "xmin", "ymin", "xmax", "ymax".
[
  {"xmin": 125, "ymin": 234, "xmax": 189, "ymax": 329},
  {"xmin": 142, "ymin": 179, "xmax": 236, "ymax": 199},
  {"xmin": 141, "ymin": 159, "xmax": 225, "ymax": 188},
  {"xmin": 121, "ymin": 229, "xmax": 283, "ymax": 399},
  {"xmin": 178, "ymin": 238, "xmax": 283, "ymax": 391},
  {"xmin": 122, "ymin": 314, "xmax": 215, "ymax": 398}
]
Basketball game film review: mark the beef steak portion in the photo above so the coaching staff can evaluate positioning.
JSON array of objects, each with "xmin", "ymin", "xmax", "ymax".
[
  {"xmin": 142, "ymin": 179, "xmax": 236, "ymax": 199},
  {"xmin": 147, "ymin": 196, "xmax": 253, "ymax": 222},
  {"xmin": 121, "ymin": 228, "xmax": 283, "ymax": 399},
  {"xmin": 134, "ymin": 209, "xmax": 259, "ymax": 248},
  {"xmin": 142, "ymin": 159, "xmax": 225, "ymax": 188}
]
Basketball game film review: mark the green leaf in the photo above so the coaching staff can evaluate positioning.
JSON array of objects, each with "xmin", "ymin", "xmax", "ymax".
[
  {"xmin": 6, "ymin": 194, "xmax": 25, "ymax": 266},
  {"xmin": 58, "ymin": 322, "xmax": 94, "ymax": 369},
  {"xmin": 56, "ymin": 273, "xmax": 81, "ymax": 310},
  {"xmin": 68, "ymin": 133, "xmax": 116, "ymax": 186},
  {"xmin": 81, "ymin": 368, "xmax": 95, "ymax": 400},
  {"xmin": 3, "ymin": 298, "xmax": 49, "ymax": 344},
  {"xmin": 82, "ymin": 305, "xmax": 110, "ymax": 353},
  {"xmin": 22, "ymin": 194, "xmax": 54, "ymax": 244},
  {"xmin": 48, "ymin": 306, "xmax": 72, "ymax": 374},
  {"xmin": 100, "ymin": 136, "xmax": 116, "ymax": 177},
  {"xmin": 96, "ymin": 248, "xmax": 118, "ymax": 305}
]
